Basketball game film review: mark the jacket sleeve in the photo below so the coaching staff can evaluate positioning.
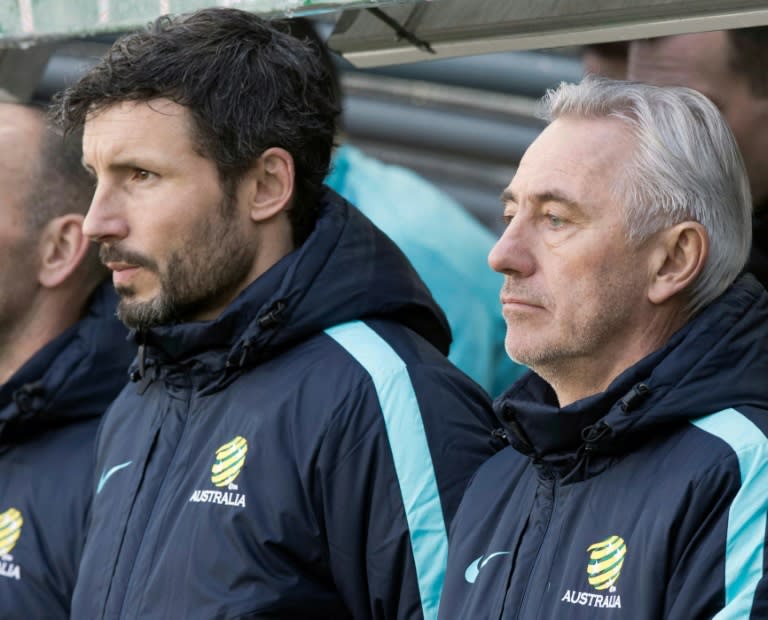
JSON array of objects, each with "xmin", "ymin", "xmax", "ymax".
[
  {"xmin": 314, "ymin": 353, "xmax": 496, "ymax": 620},
  {"xmin": 664, "ymin": 443, "xmax": 768, "ymax": 620}
]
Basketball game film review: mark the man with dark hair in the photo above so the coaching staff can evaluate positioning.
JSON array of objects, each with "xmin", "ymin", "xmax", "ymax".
[
  {"xmin": 53, "ymin": 8, "xmax": 497, "ymax": 619},
  {"xmin": 629, "ymin": 27, "xmax": 768, "ymax": 286},
  {"xmin": 0, "ymin": 102, "xmax": 134, "ymax": 618}
]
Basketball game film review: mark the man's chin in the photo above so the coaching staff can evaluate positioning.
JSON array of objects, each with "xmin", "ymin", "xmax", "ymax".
[
  {"xmin": 504, "ymin": 339, "xmax": 550, "ymax": 369},
  {"xmin": 116, "ymin": 296, "xmax": 171, "ymax": 330}
]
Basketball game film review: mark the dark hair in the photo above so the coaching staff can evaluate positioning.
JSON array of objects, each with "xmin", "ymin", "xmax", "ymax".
[
  {"xmin": 728, "ymin": 27, "xmax": 768, "ymax": 97},
  {"xmin": 273, "ymin": 18, "xmax": 342, "ymax": 108},
  {"xmin": 52, "ymin": 8, "xmax": 342, "ymax": 245}
]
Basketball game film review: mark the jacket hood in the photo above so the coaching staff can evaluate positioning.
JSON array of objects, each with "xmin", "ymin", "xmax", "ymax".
[
  {"xmin": 0, "ymin": 281, "xmax": 134, "ymax": 440},
  {"xmin": 134, "ymin": 188, "xmax": 451, "ymax": 384},
  {"xmin": 496, "ymin": 274, "xmax": 768, "ymax": 467}
]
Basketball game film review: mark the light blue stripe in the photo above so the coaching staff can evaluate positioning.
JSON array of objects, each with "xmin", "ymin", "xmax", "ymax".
[
  {"xmin": 692, "ymin": 408, "xmax": 768, "ymax": 618},
  {"xmin": 325, "ymin": 321, "xmax": 447, "ymax": 619}
]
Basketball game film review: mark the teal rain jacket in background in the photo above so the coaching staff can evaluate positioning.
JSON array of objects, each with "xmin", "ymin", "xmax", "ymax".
[{"xmin": 326, "ymin": 145, "xmax": 525, "ymax": 396}]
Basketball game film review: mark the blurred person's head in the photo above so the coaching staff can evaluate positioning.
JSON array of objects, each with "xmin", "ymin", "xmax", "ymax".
[
  {"xmin": 581, "ymin": 41, "xmax": 629, "ymax": 80},
  {"xmin": 489, "ymin": 78, "xmax": 750, "ymax": 405},
  {"xmin": 629, "ymin": 28, "xmax": 768, "ymax": 208},
  {"xmin": 52, "ymin": 8, "xmax": 341, "ymax": 329},
  {"xmin": 0, "ymin": 102, "xmax": 106, "ymax": 382}
]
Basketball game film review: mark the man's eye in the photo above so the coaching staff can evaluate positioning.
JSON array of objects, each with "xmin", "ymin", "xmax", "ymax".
[
  {"xmin": 547, "ymin": 214, "xmax": 564, "ymax": 228},
  {"xmin": 131, "ymin": 169, "xmax": 152, "ymax": 181},
  {"xmin": 503, "ymin": 213, "xmax": 515, "ymax": 225}
]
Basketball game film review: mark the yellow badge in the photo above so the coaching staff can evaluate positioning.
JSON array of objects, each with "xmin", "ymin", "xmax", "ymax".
[
  {"xmin": 0, "ymin": 508, "xmax": 23, "ymax": 556},
  {"xmin": 587, "ymin": 535, "xmax": 627, "ymax": 591},
  {"xmin": 211, "ymin": 436, "xmax": 248, "ymax": 487}
]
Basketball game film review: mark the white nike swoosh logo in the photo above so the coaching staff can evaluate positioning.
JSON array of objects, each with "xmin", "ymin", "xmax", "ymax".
[
  {"xmin": 464, "ymin": 551, "xmax": 512, "ymax": 584},
  {"xmin": 97, "ymin": 461, "xmax": 133, "ymax": 494}
]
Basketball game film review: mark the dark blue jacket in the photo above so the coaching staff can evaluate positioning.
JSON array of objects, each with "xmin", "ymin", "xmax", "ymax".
[
  {"xmin": 0, "ymin": 283, "xmax": 134, "ymax": 619},
  {"xmin": 438, "ymin": 274, "xmax": 768, "ymax": 620},
  {"xmin": 71, "ymin": 189, "xmax": 498, "ymax": 620}
]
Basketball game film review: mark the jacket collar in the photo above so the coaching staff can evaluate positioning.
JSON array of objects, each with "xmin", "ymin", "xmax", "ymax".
[
  {"xmin": 0, "ymin": 282, "xmax": 133, "ymax": 439},
  {"xmin": 496, "ymin": 274, "xmax": 768, "ymax": 466},
  {"xmin": 130, "ymin": 187, "xmax": 451, "ymax": 388},
  {"xmin": 749, "ymin": 207, "xmax": 768, "ymax": 289}
]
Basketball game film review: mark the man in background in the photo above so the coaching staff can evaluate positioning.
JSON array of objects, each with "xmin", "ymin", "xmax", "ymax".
[
  {"xmin": 629, "ymin": 28, "xmax": 768, "ymax": 286},
  {"xmin": 0, "ymin": 102, "xmax": 134, "ymax": 618}
]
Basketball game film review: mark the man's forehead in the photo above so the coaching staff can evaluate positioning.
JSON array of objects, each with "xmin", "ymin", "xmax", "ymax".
[
  {"xmin": 504, "ymin": 116, "xmax": 633, "ymax": 209},
  {"xmin": 84, "ymin": 99, "xmax": 190, "ymax": 134},
  {"xmin": 82, "ymin": 99, "xmax": 195, "ymax": 161},
  {"xmin": 629, "ymin": 33, "xmax": 732, "ymax": 91},
  {"xmin": 522, "ymin": 117, "xmax": 632, "ymax": 173}
]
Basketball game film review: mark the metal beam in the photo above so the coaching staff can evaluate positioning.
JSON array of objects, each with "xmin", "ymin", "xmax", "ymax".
[
  {"xmin": 329, "ymin": 0, "xmax": 768, "ymax": 67},
  {"xmin": 0, "ymin": 0, "xmax": 418, "ymax": 47}
]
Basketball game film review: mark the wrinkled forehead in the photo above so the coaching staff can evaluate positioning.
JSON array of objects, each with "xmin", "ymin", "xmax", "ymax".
[
  {"xmin": 83, "ymin": 98, "xmax": 192, "ymax": 135},
  {"xmin": 518, "ymin": 117, "xmax": 635, "ymax": 182},
  {"xmin": 82, "ymin": 99, "xmax": 198, "ymax": 164}
]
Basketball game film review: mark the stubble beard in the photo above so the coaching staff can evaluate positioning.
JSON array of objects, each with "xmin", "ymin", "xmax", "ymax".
[
  {"xmin": 113, "ymin": 198, "xmax": 255, "ymax": 330},
  {"xmin": 503, "ymin": 268, "xmax": 641, "ymax": 382}
]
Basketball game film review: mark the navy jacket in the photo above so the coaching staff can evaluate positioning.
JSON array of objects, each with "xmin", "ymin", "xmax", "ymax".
[
  {"xmin": 0, "ymin": 283, "xmax": 134, "ymax": 619},
  {"xmin": 750, "ymin": 210, "xmax": 768, "ymax": 289},
  {"xmin": 71, "ymin": 189, "xmax": 498, "ymax": 620},
  {"xmin": 438, "ymin": 274, "xmax": 768, "ymax": 620}
]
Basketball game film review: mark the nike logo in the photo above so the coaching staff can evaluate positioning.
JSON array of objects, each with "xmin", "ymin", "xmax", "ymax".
[
  {"xmin": 464, "ymin": 551, "xmax": 512, "ymax": 584},
  {"xmin": 97, "ymin": 461, "xmax": 133, "ymax": 494}
]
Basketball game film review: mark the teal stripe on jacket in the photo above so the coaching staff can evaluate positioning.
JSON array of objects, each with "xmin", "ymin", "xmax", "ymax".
[
  {"xmin": 326, "ymin": 320, "xmax": 448, "ymax": 620},
  {"xmin": 692, "ymin": 408, "xmax": 768, "ymax": 619}
]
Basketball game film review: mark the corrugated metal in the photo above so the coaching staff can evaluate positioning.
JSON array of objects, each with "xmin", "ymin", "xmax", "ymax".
[{"xmin": 337, "ymin": 62, "xmax": 575, "ymax": 232}]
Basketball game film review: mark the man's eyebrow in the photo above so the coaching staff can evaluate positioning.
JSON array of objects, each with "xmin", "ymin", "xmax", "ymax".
[
  {"xmin": 500, "ymin": 188, "xmax": 516, "ymax": 204},
  {"xmin": 535, "ymin": 191, "xmax": 580, "ymax": 211},
  {"xmin": 499, "ymin": 188, "xmax": 580, "ymax": 211},
  {"xmin": 80, "ymin": 156, "xmax": 157, "ymax": 175}
]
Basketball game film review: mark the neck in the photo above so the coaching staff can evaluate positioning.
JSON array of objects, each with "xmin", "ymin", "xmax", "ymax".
[
  {"xmin": 0, "ymin": 292, "xmax": 84, "ymax": 385},
  {"xmin": 540, "ymin": 309, "xmax": 687, "ymax": 408},
  {"xmin": 193, "ymin": 217, "xmax": 295, "ymax": 323}
]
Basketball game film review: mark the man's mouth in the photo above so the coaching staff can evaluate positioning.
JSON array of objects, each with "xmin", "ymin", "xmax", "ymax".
[
  {"xmin": 501, "ymin": 296, "xmax": 543, "ymax": 308},
  {"xmin": 108, "ymin": 262, "xmax": 142, "ymax": 287}
]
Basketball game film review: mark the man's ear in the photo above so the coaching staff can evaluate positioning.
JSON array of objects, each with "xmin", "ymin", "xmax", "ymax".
[
  {"xmin": 647, "ymin": 221, "xmax": 708, "ymax": 305},
  {"xmin": 37, "ymin": 214, "xmax": 90, "ymax": 289},
  {"xmin": 241, "ymin": 147, "xmax": 295, "ymax": 223}
]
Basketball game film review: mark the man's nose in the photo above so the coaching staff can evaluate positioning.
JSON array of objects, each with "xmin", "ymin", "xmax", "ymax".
[
  {"xmin": 82, "ymin": 185, "xmax": 129, "ymax": 242},
  {"xmin": 488, "ymin": 216, "xmax": 536, "ymax": 277}
]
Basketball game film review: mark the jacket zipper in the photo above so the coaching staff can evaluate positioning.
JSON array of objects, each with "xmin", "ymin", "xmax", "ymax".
[
  {"xmin": 512, "ymin": 473, "xmax": 560, "ymax": 620},
  {"xmin": 116, "ymin": 385, "xmax": 193, "ymax": 617}
]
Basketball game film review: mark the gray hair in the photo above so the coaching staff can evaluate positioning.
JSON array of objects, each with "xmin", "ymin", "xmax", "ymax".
[{"xmin": 539, "ymin": 77, "xmax": 752, "ymax": 316}]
